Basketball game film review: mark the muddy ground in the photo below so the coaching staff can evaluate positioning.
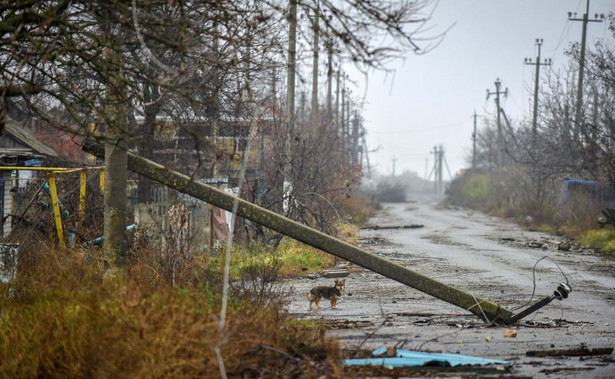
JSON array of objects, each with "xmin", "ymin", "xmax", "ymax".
[{"xmin": 283, "ymin": 194, "xmax": 615, "ymax": 378}]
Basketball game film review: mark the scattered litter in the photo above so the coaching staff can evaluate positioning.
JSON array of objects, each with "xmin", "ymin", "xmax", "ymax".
[
  {"xmin": 344, "ymin": 347, "xmax": 514, "ymax": 367},
  {"xmin": 526, "ymin": 346, "xmax": 613, "ymax": 357},
  {"xmin": 504, "ymin": 329, "xmax": 517, "ymax": 338},
  {"xmin": 322, "ymin": 269, "xmax": 349, "ymax": 278},
  {"xmin": 485, "ymin": 336, "xmax": 492, "ymax": 342},
  {"xmin": 357, "ymin": 237, "xmax": 388, "ymax": 245}
]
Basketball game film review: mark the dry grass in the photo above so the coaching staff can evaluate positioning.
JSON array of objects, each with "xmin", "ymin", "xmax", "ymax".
[
  {"xmin": 336, "ymin": 223, "xmax": 359, "ymax": 245},
  {"xmin": 0, "ymin": 246, "xmax": 343, "ymax": 378},
  {"xmin": 339, "ymin": 190, "xmax": 378, "ymax": 226}
]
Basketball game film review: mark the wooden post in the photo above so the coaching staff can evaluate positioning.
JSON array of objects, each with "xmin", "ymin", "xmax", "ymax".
[
  {"xmin": 79, "ymin": 170, "xmax": 87, "ymax": 236},
  {"xmin": 82, "ymin": 141, "xmax": 513, "ymax": 323},
  {"xmin": 99, "ymin": 169, "xmax": 105, "ymax": 194},
  {"xmin": 47, "ymin": 173, "xmax": 65, "ymax": 247}
]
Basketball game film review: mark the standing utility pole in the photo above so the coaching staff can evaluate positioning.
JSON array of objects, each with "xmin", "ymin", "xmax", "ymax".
[
  {"xmin": 437, "ymin": 145, "xmax": 444, "ymax": 194},
  {"xmin": 472, "ymin": 111, "xmax": 477, "ymax": 170},
  {"xmin": 392, "ymin": 155, "xmax": 397, "ymax": 177},
  {"xmin": 341, "ymin": 77, "xmax": 346, "ymax": 142},
  {"xmin": 352, "ymin": 110, "xmax": 360, "ymax": 165},
  {"xmin": 311, "ymin": 5, "xmax": 320, "ymax": 126},
  {"xmin": 325, "ymin": 24, "xmax": 333, "ymax": 125},
  {"xmin": 569, "ymin": 0, "xmax": 604, "ymax": 133},
  {"xmin": 432, "ymin": 146, "xmax": 438, "ymax": 193},
  {"xmin": 486, "ymin": 78, "xmax": 508, "ymax": 168},
  {"xmin": 335, "ymin": 69, "xmax": 340, "ymax": 130},
  {"xmin": 524, "ymin": 39, "xmax": 551, "ymax": 145},
  {"xmin": 286, "ymin": 0, "xmax": 297, "ymax": 153}
]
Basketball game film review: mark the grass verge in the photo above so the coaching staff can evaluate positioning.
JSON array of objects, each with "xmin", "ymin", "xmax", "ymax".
[{"xmin": 578, "ymin": 229, "xmax": 615, "ymax": 254}]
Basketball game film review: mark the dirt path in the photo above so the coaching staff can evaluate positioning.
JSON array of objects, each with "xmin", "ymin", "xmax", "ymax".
[{"xmin": 283, "ymin": 194, "xmax": 615, "ymax": 378}]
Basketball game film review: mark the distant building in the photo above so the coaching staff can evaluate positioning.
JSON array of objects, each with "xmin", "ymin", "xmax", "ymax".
[{"xmin": 0, "ymin": 117, "xmax": 58, "ymax": 236}]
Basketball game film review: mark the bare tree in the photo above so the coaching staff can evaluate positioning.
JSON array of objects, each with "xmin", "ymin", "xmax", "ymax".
[{"xmin": 1, "ymin": 0, "xmax": 441, "ymax": 264}]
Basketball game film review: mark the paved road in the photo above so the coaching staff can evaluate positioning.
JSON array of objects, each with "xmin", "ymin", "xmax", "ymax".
[{"xmin": 284, "ymin": 194, "xmax": 615, "ymax": 378}]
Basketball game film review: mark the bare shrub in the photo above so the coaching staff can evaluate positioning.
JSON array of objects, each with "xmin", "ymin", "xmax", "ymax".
[{"xmin": 556, "ymin": 192, "xmax": 603, "ymax": 235}]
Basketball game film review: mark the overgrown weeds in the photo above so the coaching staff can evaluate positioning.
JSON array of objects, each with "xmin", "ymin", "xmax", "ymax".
[{"xmin": 0, "ymin": 244, "xmax": 343, "ymax": 377}]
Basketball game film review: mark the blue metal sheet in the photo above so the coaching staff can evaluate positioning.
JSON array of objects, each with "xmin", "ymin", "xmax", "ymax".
[{"xmin": 344, "ymin": 347, "xmax": 514, "ymax": 367}]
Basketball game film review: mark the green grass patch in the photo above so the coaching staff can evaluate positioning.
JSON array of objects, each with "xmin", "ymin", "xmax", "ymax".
[
  {"xmin": 578, "ymin": 229, "xmax": 615, "ymax": 254},
  {"xmin": 208, "ymin": 240, "xmax": 334, "ymax": 280},
  {"xmin": 276, "ymin": 239, "xmax": 334, "ymax": 276}
]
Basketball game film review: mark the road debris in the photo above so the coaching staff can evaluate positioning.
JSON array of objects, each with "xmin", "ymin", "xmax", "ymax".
[
  {"xmin": 506, "ymin": 282, "xmax": 572, "ymax": 324},
  {"xmin": 361, "ymin": 224, "xmax": 424, "ymax": 230},
  {"xmin": 526, "ymin": 345, "xmax": 613, "ymax": 357},
  {"xmin": 322, "ymin": 269, "xmax": 349, "ymax": 278},
  {"xmin": 598, "ymin": 208, "xmax": 615, "ymax": 227},
  {"xmin": 344, "ymin": 347, "xmax": 514, "ymax": 367},
  {"xmin": 504, "ymin": 329, "xmax": 517, "ymax": 338},
  {"xmin": 558, "ymin": 240, "xmax": 572, "ymax": 251}
]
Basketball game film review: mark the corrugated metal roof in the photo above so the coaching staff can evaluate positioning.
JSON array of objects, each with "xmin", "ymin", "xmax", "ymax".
[{"xmin": 3, "ymin": 118, "xmax": 58, "ymax": 157}]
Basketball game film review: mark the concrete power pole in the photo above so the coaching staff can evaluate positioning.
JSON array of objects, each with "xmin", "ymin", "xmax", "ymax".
[
  {"xmin": 437, "ymin": 145, "xmax": 444, "ymax": 194},
  {"xmin": 432, "ymin": 146, "xmax": 438, "ymax": 193},
  {"xmin": 341, "ymin": 76, "xmax": 345, "ymax": 141},
  {"xmin": 569, "ymin": 0, "xmax": 604, "ymax": 134},
  {"xmin": 486, "ymin": 78, "xmax": 508, "ymax": 168},
  {"xmin": 352, "ymin": 110, "xmax": 360, "ymax": 165},
  {"xmin": 524, "ymin": 39, "xmax": 551, "ymax": 145},
  {"xmin": 311, "ymin": 6, "xmax": 320, "ymax": 126},
  {"xmin": 392, "ymin": 155, "xmax": 397, "ymax": 177},
  {"xmin": 335, "ymin": 69, "xmax": 340, "ymax": 130},
  {"xmin": 326, "ymin": 35, "xmax": 333, "ymax": 125},
  {"xmin": 286, "ymin": 0, "xmax": 297, "ymax": 155},
  {"xmin": 284, "ymin": 0, "xmax": 297, "ymax": 210},
  {"xmin": 472, "ymin": 111, "xmax": 477, "ymax": 170}
]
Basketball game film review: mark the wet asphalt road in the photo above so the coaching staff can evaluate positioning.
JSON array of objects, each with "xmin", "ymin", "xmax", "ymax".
[{"xmin": 284, "ymin": 194, "xmax": 615, "ymax": 378}]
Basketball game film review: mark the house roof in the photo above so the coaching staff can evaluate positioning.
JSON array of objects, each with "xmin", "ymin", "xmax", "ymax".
[{"xmin": 2, "ymin": 117, "xmax": 58, "ymax": 158}]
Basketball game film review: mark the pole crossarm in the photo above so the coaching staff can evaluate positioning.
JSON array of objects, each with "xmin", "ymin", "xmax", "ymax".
[{"xmin": 82, "ymin": 140, "xmax": 514, "ymax": 323}]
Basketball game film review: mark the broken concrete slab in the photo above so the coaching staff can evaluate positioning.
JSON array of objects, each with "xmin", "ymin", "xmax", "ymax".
[{"xmin": 322, "ymin": 269, "xmax": 349, "ymax": 278}]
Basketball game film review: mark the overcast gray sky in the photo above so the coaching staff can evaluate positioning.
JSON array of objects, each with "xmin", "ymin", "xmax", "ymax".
[{"xmin": 350, "ymin": 0, "xmax": 614, "ymax": 180}]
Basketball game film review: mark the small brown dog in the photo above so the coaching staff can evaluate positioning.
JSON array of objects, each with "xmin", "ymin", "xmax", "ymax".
[{"xmin": 309, "ymin": 279, "xmax": 345, "ymax": 309}]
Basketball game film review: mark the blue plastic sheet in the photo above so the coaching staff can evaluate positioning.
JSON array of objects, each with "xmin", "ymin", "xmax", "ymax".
[{"xmin": 344, "ymin": 347, "xmax": 514, "ymax": 367}]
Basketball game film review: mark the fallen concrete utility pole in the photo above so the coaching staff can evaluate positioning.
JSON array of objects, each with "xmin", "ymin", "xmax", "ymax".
[{"xmin": 83, "ymin": 141, "xmax": 513, "ymax": 323}]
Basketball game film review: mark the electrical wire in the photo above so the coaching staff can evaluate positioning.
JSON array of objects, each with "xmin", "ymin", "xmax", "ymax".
[{"xmin": 511, "ymin": 255, "xmax": 571, "ymax": 312}]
